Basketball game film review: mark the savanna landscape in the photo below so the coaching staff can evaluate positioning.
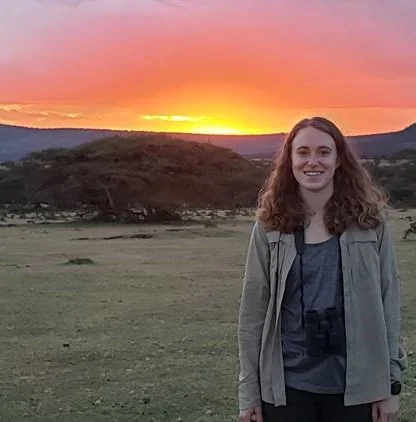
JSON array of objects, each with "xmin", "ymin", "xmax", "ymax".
[
  {"xmin": 0, "ymin": 132, "xmax": 415, "ymax": 422},
  {"xmin": 0, "ymin": 207, "xmax": 415, "ymax": 421},
  {"xmin": 2, "ymin": 0, "xmax": 416, "ymax": 420}
]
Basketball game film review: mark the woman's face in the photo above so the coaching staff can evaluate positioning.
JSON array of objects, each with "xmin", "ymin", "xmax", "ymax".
[{"xmin": 291, "ymin": 126, "xmax": 339, "ymax": 193}]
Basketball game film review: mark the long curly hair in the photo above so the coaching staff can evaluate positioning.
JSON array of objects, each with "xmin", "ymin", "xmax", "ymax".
[{"xmin": 257, "ymin": 117, "xmax": 387, "ymax": 234}]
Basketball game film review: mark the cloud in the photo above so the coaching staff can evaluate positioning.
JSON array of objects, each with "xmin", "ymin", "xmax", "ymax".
[
  {"xmin": 141, "ymin": 115, "xmax": 209, "ymax": 123},
  {"xmin": 153, "ymin": 0, "xmax": 186, "ymax": 9},
  {"xmin": 0, "ymin": 104, "xmax": 27, "ymax": 112},
  {"xmin": 30, "ymin": 111, "xmax": 86, "ymax": 119},
  {"xmin": 34, "ymin": 0, "xmax": 100, "ymax": 7},
  {"xmin": 0, "ymin": 119, "xmax": 17, "ymax": 126},
  {"xmin": 0, "ymin": 103, "xmax": 101, "ymax": 122}
]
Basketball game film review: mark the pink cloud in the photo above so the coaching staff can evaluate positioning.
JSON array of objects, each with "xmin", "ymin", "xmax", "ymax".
[
  {"xmin": 0, "ymin": 0, "xmax": 415, "ymax": 112},
  {"xmin": 34, "ymin": 0, "xmax": 100, "ymax": 6}
]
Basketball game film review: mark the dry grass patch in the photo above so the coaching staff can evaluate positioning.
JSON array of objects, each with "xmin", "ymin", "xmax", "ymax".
[{"xmin": 0, "ymin": 212, "xmax": 414, "ymax": 421}]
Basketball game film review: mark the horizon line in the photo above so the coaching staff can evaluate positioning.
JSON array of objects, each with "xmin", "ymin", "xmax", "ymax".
[{"xmin": 0, "ymin": 121, "xmax": 413, "ymax": 138}]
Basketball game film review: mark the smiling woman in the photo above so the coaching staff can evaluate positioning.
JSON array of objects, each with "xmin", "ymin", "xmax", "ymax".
[{"xmin": 238, "ymin": 116, "xmax": 407, "ymax": 422}]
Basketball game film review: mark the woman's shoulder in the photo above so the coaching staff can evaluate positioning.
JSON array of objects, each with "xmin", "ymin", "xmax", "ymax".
[
  {"xmin": 252, "ymin": 219, "xmax": 281, "ymax": 242},
  {"xmin": 343, "ymin": 213, "xmax": 387, "ymax": 240}
]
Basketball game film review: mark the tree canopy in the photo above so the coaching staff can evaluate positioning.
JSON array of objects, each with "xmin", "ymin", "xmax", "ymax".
[
  {"xmin": 0, "ymin": 134, "xmax": 267, "ymax": 221},
  {"xmin": 0, "ymin": 133, "xmax": 415, "ymax": 223}
]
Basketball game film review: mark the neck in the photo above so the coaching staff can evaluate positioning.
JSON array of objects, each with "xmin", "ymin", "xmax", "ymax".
[{"xmin": 300, "ymin": 183, "xmax": 334, "ymax": 215}]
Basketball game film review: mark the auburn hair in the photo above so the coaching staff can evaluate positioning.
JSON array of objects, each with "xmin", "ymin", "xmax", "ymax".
[{"xmin": 257, "ymin": 117, "xmax": 387, "ymax": 234}]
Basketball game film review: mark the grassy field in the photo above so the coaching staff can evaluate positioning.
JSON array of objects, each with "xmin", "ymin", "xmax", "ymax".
[{"xmin": 0, "ymin": 211, "xmax": 415, "ymax": 421}]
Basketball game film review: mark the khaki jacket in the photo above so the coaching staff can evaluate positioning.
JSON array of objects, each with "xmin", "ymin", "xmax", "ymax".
[{"xmin": 238, "ymin": 219, "xmax": 407, "ymax": 411}]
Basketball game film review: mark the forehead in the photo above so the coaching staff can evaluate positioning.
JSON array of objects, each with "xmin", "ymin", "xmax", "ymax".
[{"xmin": 292, "ymin": 126, "xmax": 336, "ymax": 149}]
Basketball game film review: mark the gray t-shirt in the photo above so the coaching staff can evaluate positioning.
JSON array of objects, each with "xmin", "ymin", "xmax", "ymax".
[{"xmin": 281, "ymin": 235, "xmax": 347, "ymax": 394}]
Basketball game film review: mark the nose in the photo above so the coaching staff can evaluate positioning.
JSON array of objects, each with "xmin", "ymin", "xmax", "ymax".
[{"xmin": 307, "ymin": 153, "xmax": 319, "ymax": 166}]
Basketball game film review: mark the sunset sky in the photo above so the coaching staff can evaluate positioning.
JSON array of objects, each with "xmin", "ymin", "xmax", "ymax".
[{"xmin": 1, "ymin": 0, "xmax": 415, "ymax": 135}]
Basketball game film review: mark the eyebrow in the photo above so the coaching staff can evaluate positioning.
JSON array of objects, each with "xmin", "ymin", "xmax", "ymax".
[{"xmin": 295, "ymin": 145, "xmax": 334, "ymax": 150}]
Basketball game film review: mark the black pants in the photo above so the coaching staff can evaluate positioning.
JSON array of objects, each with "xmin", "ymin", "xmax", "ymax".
[{"xmin": 262, "ymin": 387, "xmax": 372, "ymax": 422}]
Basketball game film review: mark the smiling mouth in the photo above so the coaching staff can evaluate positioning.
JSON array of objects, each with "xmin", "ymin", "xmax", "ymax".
[{"xmin": 304, "ymin": 171, "xmax": 323, "ymax": 176}]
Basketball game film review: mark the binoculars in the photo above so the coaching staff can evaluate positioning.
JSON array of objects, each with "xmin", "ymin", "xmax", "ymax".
[{"xmin": 304, "ymin": 307, "xmax": 344, "ymax": 357}]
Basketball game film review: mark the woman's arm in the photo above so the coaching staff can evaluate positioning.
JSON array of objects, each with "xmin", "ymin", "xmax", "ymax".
[{"xmin": 238, "ymin": 221, "xmax": 271, "ymax": 411}]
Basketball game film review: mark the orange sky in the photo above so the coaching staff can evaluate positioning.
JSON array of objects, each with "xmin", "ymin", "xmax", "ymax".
[{"xmin": 1, "ymin": 0, "xmax": 415, "ymax": 135}]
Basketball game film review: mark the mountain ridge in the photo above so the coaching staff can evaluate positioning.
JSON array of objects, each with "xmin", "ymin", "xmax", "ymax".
[{"xmin": 0, "ymin": 122, "xmax": 415, "ymax": 162}]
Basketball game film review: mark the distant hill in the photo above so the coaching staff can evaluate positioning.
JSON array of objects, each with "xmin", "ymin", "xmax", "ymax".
[
  {"xmin": 0, "ymin": 124, "xmax": 125, "ymax": 162},
  {"xmin": 0, "ymin": 122, "xmax": 415, "ymax": 162},
  {"xmin": 0, "ymin": 134, "xmax": 266, "ymax": 217},
  {"xmin": 349, "ymin": 123, "xmax": 416, "ymax": 158}
]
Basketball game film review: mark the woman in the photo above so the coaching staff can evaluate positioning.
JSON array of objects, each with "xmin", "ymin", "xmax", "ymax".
[{"xmin": 238, "ymin": 117, "xmax": 407, "ymax": 422}]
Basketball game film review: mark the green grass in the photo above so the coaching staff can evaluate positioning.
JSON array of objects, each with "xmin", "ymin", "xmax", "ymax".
[{"xmin": 0, "ymin": 213, "xmax": 415, "ymax": 421}]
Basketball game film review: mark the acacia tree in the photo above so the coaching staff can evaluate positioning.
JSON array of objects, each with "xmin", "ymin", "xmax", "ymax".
[
  {"xmin": 0, "ymin": 134, "xmax": 267, "ymax": 221},
  {"xmin": 403, "ymin": 221, "xmax": 416, "ymax": 239}
]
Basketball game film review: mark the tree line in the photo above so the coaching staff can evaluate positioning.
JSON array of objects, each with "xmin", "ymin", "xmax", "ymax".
[
  {"xmin": 0, "ymin": 134, "xmax": 265, "ymax": 222},
  {"xmin": 363, "ymin": 149, "xmax": 416, "ymax": 208},
  {"xmin": 0, "ymin": 135, "xmax": 414, "ymax": 222}
]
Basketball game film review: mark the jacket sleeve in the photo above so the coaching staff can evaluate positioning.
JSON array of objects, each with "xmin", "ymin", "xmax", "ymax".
[
  {"xmin": 377, "ymin": 219, "xmax": 408, "ymax": 383},
  {"xmin": 238, "ymin": 221, "xmax": 271, "ymax": 411}
]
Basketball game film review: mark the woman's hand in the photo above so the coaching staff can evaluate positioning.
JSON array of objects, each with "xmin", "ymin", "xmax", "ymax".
[
  {"xmin": 239, "ymin": 405, "xmax": 263, "ymax": 422},
  {"xmin": 371, "ymin": 396, "xmax": 399, "ymax": 422}
]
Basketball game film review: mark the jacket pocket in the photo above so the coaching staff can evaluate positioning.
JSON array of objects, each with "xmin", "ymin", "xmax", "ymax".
[{"xmin": 347, "ymin": 234, "xmax": 381, "ymax": 293}]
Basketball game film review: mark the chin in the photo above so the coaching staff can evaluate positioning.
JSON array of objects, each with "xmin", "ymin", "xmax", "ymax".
[{"xmin": 300, "ymin": 182, "xmax": 330, "ymax": 192}]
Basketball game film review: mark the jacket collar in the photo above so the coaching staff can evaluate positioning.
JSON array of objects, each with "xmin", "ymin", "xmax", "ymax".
[{"xmin": 264, "ymin": 224, "xmax": 377, "ymax": 245}]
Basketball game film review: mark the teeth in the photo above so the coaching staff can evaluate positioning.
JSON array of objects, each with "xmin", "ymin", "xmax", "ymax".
[{"xmin": 305, "ymin": 172, "xmax": 322, "ymax": 175}]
